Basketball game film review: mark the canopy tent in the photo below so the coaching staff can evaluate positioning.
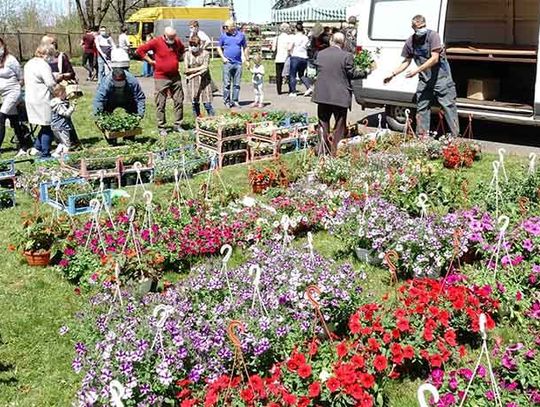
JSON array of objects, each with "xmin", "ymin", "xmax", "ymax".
[{"xmin": 272, "ymin": 0, "xmax": 357, "ymax": 23}]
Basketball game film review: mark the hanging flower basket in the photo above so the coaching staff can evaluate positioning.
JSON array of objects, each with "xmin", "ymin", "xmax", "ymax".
[{"xmin": 24, "ymin": 250, "xmax": 51, "ymax": 267}]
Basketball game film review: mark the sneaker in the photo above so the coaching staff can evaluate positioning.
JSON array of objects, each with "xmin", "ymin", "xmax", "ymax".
[
  {"xmin": 303, "ymin": 88, "xmax": 313, "ymax": 97},
  {"xmin": 159, "ymin": 129, "xmax": 168, "ymax": 137},
  {"xmin": 29, "ymin": 148, "xmax": 40, "ymax": 156},
  {"xmin": 288, "ymin": 93, "xmax": 297, "ymax": 98},
  {"xmin": 15, "ymin": 149, "xmax": 28, "ymax": 158},
  {"xmin": 51, "ymin": 150, "xmax": 61, "ymax": 159},
  {"xmin": 257, "ymin": 103, "xmax": 264, "ymax": 108},
  {"xmin": 230, "ymin": 102, "xmax": 241, "ymax": 108},
  {"xmin": 248, "ymin": 102, "xmax": 258, "ymax": 108}
]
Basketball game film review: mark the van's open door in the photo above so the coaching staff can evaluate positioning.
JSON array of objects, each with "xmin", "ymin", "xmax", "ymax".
[
  {"xmin": 354, "ymin": 0, "xmax": 448, "ymax": 107},
  {"xmin": 535, "ymin": 10, "xmax": 540, "ymax": 119}
]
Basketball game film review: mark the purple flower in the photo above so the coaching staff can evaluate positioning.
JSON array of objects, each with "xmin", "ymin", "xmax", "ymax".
[{"xmin": 58, "ymin": 326, "xmax": 69, "ymax": 336}]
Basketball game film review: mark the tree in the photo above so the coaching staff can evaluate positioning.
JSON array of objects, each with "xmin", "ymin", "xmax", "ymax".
[{"xmin": 73, "ymin": 0, "xmax": 114, "ymax": 30}]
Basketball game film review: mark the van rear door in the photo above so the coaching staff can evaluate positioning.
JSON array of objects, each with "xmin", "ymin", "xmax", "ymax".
[{"xmin": 355, "ymin": 0, "xmax": 447, "ymax": 107}]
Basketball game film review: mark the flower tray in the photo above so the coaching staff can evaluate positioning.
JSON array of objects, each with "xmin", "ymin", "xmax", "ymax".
[
  {"xmin": 120, "ymin": 168, "xmax": 154, "ymax": 187},
  {"xmin": 196, "ymin": 117, "xmax": 247, "ymax": 138},
  {"xmin": 247, "ymin": 135, "xmax": 280, "ymax": 162},
  {"xmin": 0, "ymin": 159, "xmax": 15, "ymax": 179},
  {"xmin": 39, "ymin": 177, "xmax": 112, "ymax": 216},
  {"xmin": 60, "ymin": 155, "xmax": 122, "ymax": 182},
  {"xmin": 0, "ymin": 188, "xmax": 15, "ymax": 209},
  {"xmin": 102, "ymin": 127, "xmax": 142, "ymax": 140},
  {"xmin": 196, "ymin": 130, "xmax": 248, "ymax": 152},
  {"xmin": 119, "ymin": 153, "xmax": 155, "ymax": 173},
  {"xmin": 198, "ymin": 145, "xmax": 248, "ymax": 169}
]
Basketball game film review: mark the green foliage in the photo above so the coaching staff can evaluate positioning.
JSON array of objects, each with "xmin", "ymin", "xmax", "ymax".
[{"xmin": 95, "ymin": 110, "xmax": 141, "ymax": 132}]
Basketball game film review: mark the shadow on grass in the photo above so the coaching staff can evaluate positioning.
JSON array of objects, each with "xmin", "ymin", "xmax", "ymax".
[{"xmin": 0, "ymin": 362, "xmax": 17, "ymax": 386}]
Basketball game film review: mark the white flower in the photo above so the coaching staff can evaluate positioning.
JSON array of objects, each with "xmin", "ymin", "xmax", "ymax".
[
  {"xmin": 241, "ymin": 196, "xmax": 256, "ymax": 207},
  {"xmin": 319, "ymin": 369, "xmax": 331, "ymax": 382}
]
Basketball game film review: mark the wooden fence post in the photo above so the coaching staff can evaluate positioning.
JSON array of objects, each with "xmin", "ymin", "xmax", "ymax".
[
  {"xmin": 67, "ymin": 31, "xmax": 72, "ymax": 57},
  {"xmin": 17, "ymin": 30, "xmax": 23, "ymax": 62}
]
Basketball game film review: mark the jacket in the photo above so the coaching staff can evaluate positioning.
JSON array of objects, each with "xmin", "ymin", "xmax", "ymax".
[
  {"xmin": 312, "ymin": 46, "xmax": 355, "ymax": 109},
  {"xmin": 93, "ymin": 71, "xmax": 146, "ymax": 117},
  {"xmin": 24, "ymin": 57, "xmax": 56, "ymax": 125}
]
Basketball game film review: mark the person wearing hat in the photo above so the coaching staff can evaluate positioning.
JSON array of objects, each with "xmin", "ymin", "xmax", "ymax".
[
  {"xmin": 217, "ymin": 19, "xmax": 248, "ymax": 108},
  {"xmin": 93, "ymin": 49, "xmax": 145, "ymax": 117},
  {"xmin": 341, "ymin": 16, "xmax": 358, "ymax": 53}
]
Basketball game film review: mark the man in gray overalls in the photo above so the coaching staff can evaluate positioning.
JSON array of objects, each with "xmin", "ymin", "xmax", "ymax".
[{"xmin": 384, "ymin": 15, "xmax": 459, "ymax": 136}]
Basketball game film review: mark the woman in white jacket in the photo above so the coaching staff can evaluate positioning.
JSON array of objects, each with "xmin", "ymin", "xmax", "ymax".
[
  {"xmin": 0, "ymin": 37, "xmax": 26, "ymax": 154},
  {"xmin": 24, "ymin": 44, "xmax": 57, "ymax": 158}
]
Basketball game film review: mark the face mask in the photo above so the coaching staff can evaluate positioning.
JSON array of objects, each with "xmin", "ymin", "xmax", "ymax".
[
  {"xmin": 0, "ymin": 48, "xmax": 4, "ymax": 58},
  {"xmin": 46, "ymin": 56, "xmax": 55, "ymax": 63},
  {"xmin": 113, "ymin": 80, "xmax": 126, "ymax": 88},
  {"xmin": 190, "ymin": 46, "xmax": 200, "ymax": 53},
  {"xmin": 190, "ymin": 28, "xmax": 196, "ymax": 33},
  {"xmin": 165, "ymin": 37, "xmax": 175, "ymax": 45},
  {"xmin": 414, "ymin": 27, "xmax": 428, "ymax": 37},
  {"xmin": 100, "ymin": 32, "xmax": 109, "ymax": 38}
]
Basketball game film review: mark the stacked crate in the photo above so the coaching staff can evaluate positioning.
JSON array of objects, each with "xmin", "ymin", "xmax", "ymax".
[
  {"xmin": 247, "ymin": 115, "xmax": 313, "ymax": 162},
  {"xmin": 0, "ymin": 159, "xmax": 16, "ymax": 209},
  {"xmin": 60, "ymin": 155, "xmax": 123, "ymax": 190},
  {"xmin": 195, "ymin": 118, "xmax": 248, "ymax": 168},
  {"xmin": 119, "ymin": 153, "xmax": 155, "ymax": 187}
]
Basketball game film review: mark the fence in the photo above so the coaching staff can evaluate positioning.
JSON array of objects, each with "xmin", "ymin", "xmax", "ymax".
[{"xmin": 0, "ymin": 31, "xmax": 84, "ymax": 61}]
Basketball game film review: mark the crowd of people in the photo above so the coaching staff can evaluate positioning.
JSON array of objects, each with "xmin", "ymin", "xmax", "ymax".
[{"xmin": 0, "ymin": 14, "xmax": 453, "ymax": 159}]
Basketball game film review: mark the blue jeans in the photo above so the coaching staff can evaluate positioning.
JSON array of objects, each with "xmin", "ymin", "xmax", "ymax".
[
  {"xmin": 34, "ymin": 125, "xmax": 53, "ymax": 158},
  {"xmin": 192, "ymin": 101, "xmax": 215, "ymax": 117},
  {"xmin": 289, "ymin": 57, "xmax": 308, "ymax": 94},
  {"xmin": 222, "ymin": 62, "xmax": 242, "ymax": 106},
  {"xmin": 97, "ymin": 56, "xmax": 110, "ymax": 84},
  {"xmin": 142, "ymin": 60, "xmax": 154, "ymax": 77}
]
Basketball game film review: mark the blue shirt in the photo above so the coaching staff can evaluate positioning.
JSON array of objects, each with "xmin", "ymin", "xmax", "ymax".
[{"xmin": 218, "ymin": 30, "xmax": 246, "ymax": 64}]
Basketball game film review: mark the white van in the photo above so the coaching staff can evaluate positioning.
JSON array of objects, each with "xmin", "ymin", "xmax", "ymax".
[{"xmin": 352, "ymin": 0, "xmax": 540, "ymax": 131}]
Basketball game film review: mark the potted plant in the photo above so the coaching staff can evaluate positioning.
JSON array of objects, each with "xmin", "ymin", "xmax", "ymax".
[
  {"xmin": 353, "ymin": 47, "xmax": 377, "ymax": 79},
  {"xmin": 248, "ymin": 167, "xmax": 277, "ymax": 193},
  {"xmin": 15, "ymin": 211, "xmax": 68, "ymax": 266}
]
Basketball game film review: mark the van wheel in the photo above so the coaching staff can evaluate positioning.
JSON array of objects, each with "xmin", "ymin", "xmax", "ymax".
[{"xmin": 385, "ymin": 105, "xmax": 411, "ymax": 132}]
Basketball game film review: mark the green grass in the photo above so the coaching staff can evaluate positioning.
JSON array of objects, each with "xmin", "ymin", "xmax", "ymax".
[{"xmin": 0, "ymin": 89, "xmax": 531, "ymax": 405}]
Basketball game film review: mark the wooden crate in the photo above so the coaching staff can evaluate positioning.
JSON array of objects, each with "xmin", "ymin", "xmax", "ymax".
[
  {"xmin": 198, "ymin": 144, "xmax": 248, "ymax": 169},
  {"xmin": 102, "ymin": 127, "xmax": 142, "ymax": 140}
]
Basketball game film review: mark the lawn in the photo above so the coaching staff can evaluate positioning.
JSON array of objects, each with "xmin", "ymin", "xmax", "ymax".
[{"xmin": 0, "ymin": 87, "xmax": 534, "ymax": 406}]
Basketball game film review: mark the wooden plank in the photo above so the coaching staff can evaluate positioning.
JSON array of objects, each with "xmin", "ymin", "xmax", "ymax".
[
  {"xmin": 447, "ymin": 55, "xmax": 536, "ymax": 63},
  {"xmin": 446, "ymin": 46, "xmax": 537, "ymax": 55}
]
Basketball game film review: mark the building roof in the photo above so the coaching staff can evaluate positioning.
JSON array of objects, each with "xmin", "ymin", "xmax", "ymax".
[{"xmin": 272, "ymin": 0, "xmax": 356, "ymax": 23}]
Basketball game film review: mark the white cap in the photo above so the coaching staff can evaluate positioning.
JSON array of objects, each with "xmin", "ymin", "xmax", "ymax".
[{"xmin": 111, "ymin": 48, "xmax": 130, "ymax": 68}]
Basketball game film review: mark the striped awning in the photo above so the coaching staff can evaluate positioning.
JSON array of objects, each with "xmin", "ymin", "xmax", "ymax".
[{"xmin": 272, "ymin": 0, "xmax": 355, "ymax": 23}]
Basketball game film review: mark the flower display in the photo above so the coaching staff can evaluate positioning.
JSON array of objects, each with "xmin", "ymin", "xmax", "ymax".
[{"xmin": 69, "ymin": 245, "xmax": 365, "ymax": 406}]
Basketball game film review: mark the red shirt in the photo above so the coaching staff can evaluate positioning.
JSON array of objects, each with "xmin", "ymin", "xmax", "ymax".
[
  {"xmin": 136, "ymin": 36, "xmax": 185, "ymax": 79},
  {"xmin": 82, "ymin": 33, "xmax": 96, "ymax": 54}
]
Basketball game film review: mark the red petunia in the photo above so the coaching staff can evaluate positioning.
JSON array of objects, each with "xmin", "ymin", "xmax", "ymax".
[
  {"xmin": 298, "ymin": 396, "xmax": 310, "ymax": 407},
  {"xmin": 337, "ymin": 342, "xmax": 349, "ymax": 358},
  {"xmin": 367, "ymin": 338, "xmax": 380, "ymax": 352},
  {"xmin": 298, "ymin": 364, "xmax": 312, "ymax": 379},
  {"xmin": 402, "ymin": 345, "xmax": 415, "ymax": 359},
  {"xmin": 351, "ymin": 354, "xmax": 365, "ymax": 369},
  {"xmin": 308, "ymin": 340, "xmax": 318, "ymax": 356},
  {"xmin": 397, "ymin": 318, "xmax": 410, "ymax": 332},
  {"xmin": 240, "ymin": 388, "xmax": 254, "ymax": 402},
  {"xmin": 429, "ymin": 354, "xmax": 443, "ymax": 368},
  {"xmin": 282, "ymin": 392, "xmax": 297, "ymax": 405},
  {"xmin": 359, "ymin": 372, "xmax": 375, "ymax": 389},
  {"xmin": 444, "ymin": 329, "xmax": 457, "ymax": 347},
  {"xmin": 373, "ymin": 354, "xmax": 388, "ymax": 372},
  {"xmin": 308, "ymin": 381, "xmax": 321, "ymax": 397},
  {"xmin": 327, "ymin": 377, "xmax": 340, "ymax": 392},
  {"xmin": 349, "ymin": 314, "xmax": 361, "ymax": 334}
]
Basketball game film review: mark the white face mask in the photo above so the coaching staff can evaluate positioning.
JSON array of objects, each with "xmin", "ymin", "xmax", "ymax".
[
  {"xmin": 165, "ymin": 36, "xmax": 175, "ymax": 45},
  {"xmin": 113, "ymin": 80, "xmax": 126, "ymax": 88},
  {"xmin": 100, "ymin": 31, "xmax": 109, "ymax": 38},
  {"xmin": 45, "ymin": 55, "xmax": 55, "ymax": 63},
  {"xmin": 414, "ymin": 27, "xmax": 428, "ymax": 37},
  {"xmin": 190, "ymin": 46, "xmax": 200, "ymax": 53}
]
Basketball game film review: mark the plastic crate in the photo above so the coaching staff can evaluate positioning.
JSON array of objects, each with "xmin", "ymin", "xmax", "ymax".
[
  {"xmin": 0, "ymin": 159, "xmax": 15, "ymax": 179},
  {"xmin": 39, "ymin": 177, "xmax": 112, "ymax": 216}
]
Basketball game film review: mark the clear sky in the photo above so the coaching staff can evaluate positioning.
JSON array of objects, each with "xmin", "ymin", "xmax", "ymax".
[{"xmin": 186, "ymin": 0, "xmax": 273, "ymax": 24}]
